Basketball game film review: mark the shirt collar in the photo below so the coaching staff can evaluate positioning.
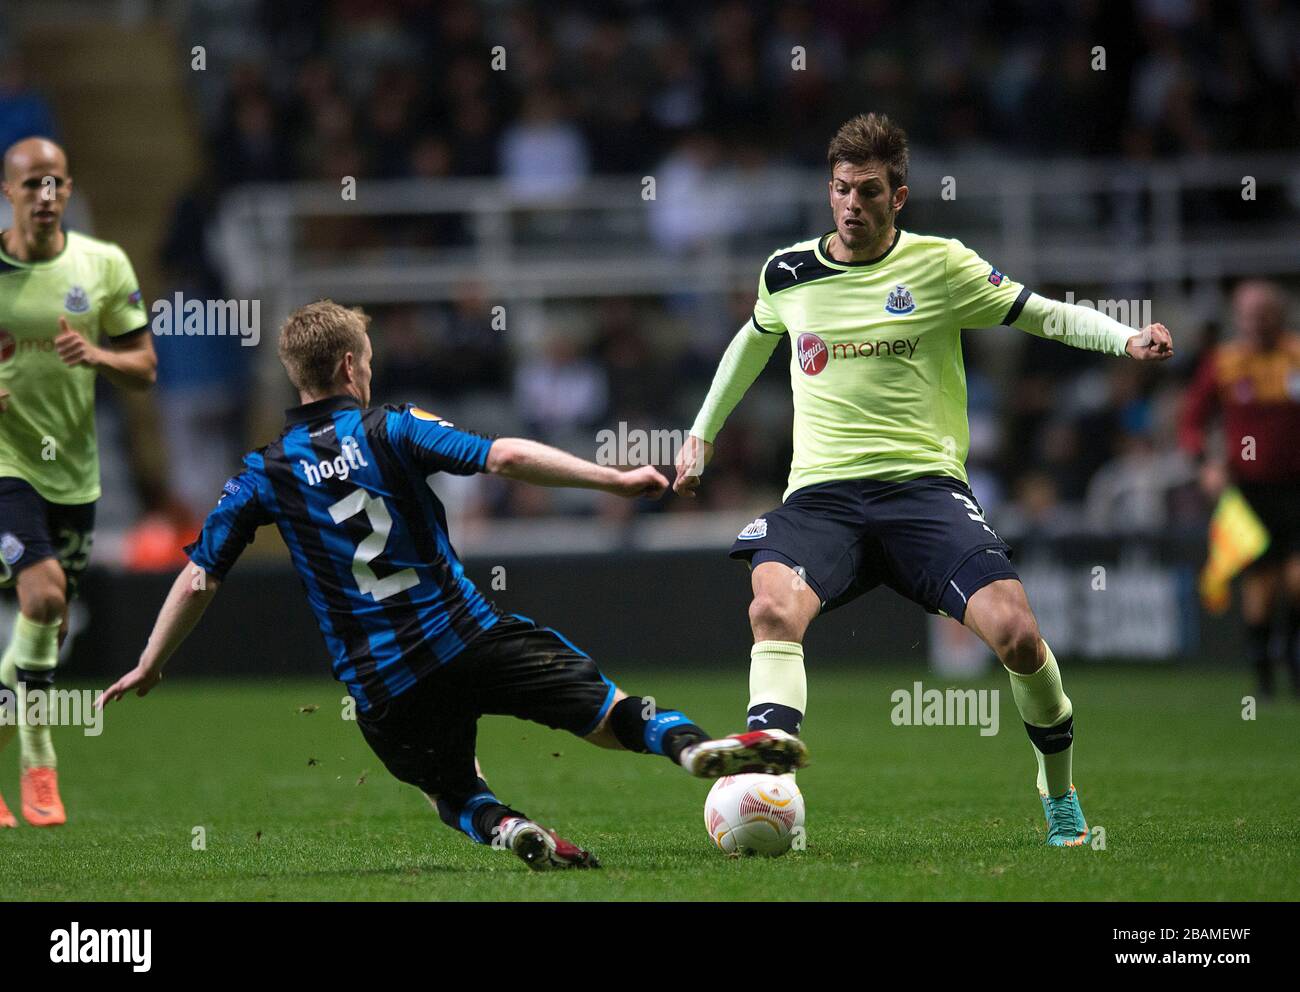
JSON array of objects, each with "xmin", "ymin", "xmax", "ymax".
[
  {"xmin": 284, "ymin": 394, "xmax": 360, "ymax": 425},
  {"xmin": 815, "ymin": 226, "xmax": 902, "ymax": 269}
]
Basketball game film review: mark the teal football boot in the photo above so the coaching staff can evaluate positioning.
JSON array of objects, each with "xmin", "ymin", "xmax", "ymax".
[{"xmin": 1040, "ymin": 785, "xmax": 1089, "ymax": 847}]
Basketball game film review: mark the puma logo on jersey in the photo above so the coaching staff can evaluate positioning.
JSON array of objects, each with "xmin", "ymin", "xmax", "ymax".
[{"xmin": 777, "ymin": 261, "xmax": 804, "ymax": 279}]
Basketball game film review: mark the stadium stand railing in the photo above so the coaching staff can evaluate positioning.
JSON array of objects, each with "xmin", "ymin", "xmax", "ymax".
[{"xmin": 215, "ymin": 154, "xmax": 1300, "ymax": 311}]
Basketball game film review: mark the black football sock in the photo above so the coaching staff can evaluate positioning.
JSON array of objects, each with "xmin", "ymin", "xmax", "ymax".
[
  {"xmin": 436, "ymin": 778, "xmax": 527, "ymax": 845},
  {"xmin": 608, "ymin": 696, "xmax": 707, "ymax": 764},
  {"xmin": 746, "ymin": 702, "xmax": 803, "ymax": 735},
  {"xmin": 1246, "ymin": 622, "xmax": 1274, "ymax": 698},
  {"xmin": 1285, "ymin": 610, "xmax": 1300, "ymax": 695}
]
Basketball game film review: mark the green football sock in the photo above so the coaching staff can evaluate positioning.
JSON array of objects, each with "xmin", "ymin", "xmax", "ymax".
[
  {"xmin": 748, "ymin": 640, "xmax": 807, "ymax": 733},
  {"xmin": 0, "ymin": 613, "xmax": 61, "ymax": 769},
  {"xmin": 1005, "ymin": 640, "xmax": 1073, "ymax": 798},
  {"xmin": 748, "ymin": 640, "xmax": 807, "ymax": 780}
]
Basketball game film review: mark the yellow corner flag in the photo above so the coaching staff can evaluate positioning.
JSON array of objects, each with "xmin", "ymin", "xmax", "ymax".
[{"xmin": 1199, "ymin": 487, "xmax": 1270, "ymax": 614}]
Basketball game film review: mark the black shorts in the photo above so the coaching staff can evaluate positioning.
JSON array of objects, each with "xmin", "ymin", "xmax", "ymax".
[
  {"xmin": 0, "ymin": 477, "xmax": 96, "ymax": 597},
  {"xmin": 356, "ymin": 614, "xmax": 616, "ymax": 799},
  {"xmin": 1238, "ymin": 481, "xmax": 1300, "ymax": 565},
  {"xmin": 729, "ymin": 476, "xmax": 1019, "ymax": 622}
]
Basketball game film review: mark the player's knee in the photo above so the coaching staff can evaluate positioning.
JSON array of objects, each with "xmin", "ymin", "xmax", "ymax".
[
  {"xmin": 748, "ymin": 591, "xmax": 804, "ymax": 640},
  {"xmin": 22, "ymin": 584, "xmax": 66, "ymax": 625},
  {"xmin": 995, "ymin": 613, "xmax": 1042, "ymax": 673},
  {"xmin": 17, "ymin": 561, "xmax": 67, "ymax": 624}
]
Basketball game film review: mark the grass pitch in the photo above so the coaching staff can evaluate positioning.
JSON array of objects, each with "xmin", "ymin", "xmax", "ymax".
[{"xmin": 1, "ymin": 667, "xmax": 1296, "ymax": 901}]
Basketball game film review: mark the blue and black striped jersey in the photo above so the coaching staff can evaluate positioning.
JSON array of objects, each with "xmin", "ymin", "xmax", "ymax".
[{"xmin": 185, "ymin": 395, "xmax": 500, "ymax": 712}]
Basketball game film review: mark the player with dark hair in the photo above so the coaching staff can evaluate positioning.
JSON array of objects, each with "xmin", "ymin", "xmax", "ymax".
[
  {"xmin": 100, "ymin": 300, "xmax": 806, "ymax": 870},
  {"xmin": 0, "ymin": 137, "xmax": 156, "ymax": 828},
  {"xmin": 675, "ymin": 113, "xmax": 1174, "ymax": 847}
]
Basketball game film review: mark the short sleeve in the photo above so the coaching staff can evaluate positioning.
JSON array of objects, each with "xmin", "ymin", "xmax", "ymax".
[
  {"xmin": 184, "ymin": 466, "xmax": 272, "ymax": 580},
  {"xmin": 752, "ymin": 261, "xmax": 788, "ymax": 336},
  {"xmin": 945, "ymin": 239, "xmax": 1030, "ymax": 330},
  {"xmin": 101, "ymin": 248, "xmax": 148, "ymax": 336},
  {"xmin": 387, "ymin": 405, "xmax": 494, "ymax": 477}
]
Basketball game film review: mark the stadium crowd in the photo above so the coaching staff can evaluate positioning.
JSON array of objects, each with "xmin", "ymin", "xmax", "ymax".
[
  {"xmin": 6, "ymin": 0, "xmax": 1297, "ymax": 534},
  {"xmin": 188, "ymin": 0, "xmax": 1299, "ymax": 184}
]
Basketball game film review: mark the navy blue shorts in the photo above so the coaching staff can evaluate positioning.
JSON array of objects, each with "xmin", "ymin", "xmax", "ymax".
[
  {"xmin": 729, "ymin": 476, "xmax": 1018, "ymax": 622},
  {"xmin": 356, "ymin": 614, "xmax": 616, "ymax": 798},
  {"xmin": 0, "ymin": 477, "xmax": 96, "ymax": 597}
]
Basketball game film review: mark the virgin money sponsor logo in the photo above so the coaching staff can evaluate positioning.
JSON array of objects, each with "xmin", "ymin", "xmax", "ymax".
[
  {"xmin": 0, "ymin": 329, "xmax": 58, "ymax": 362},
  {"xmin": 797, "ymin": 332, "xmax": 828, "ymax": 375},
  {"xmin": 832, "ymin": 337, "xmax": 918, "ymax": 359},
  {"xmin": 797, "ymin": 331, "xmax": 920, "ymax": 375}
]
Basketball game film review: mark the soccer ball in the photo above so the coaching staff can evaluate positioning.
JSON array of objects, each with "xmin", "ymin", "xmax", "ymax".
[{"xmin": 704, "ymin": 773, "xmax": 804, "ymax": 856}]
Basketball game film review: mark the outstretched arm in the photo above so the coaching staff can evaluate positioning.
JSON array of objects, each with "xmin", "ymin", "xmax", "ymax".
[
  {"xmin": 1011, "ymin": 293, "xmax": 1173, "ymax": 361},
  {"xmin": 99, "ymin": 564, "xmax": 220, "ymax": 706},
  {"xmin": 486, "ymin": 437, "xmax": 668, "ymax": 499},
  {"xmin": 674, "ymin": 320, "xmax": 782, "ymax": 496}
]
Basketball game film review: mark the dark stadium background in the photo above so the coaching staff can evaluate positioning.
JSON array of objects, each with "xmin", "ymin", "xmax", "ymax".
[{"xmin": 1, "ymin": 0, "xmax": 1297, "ymax": 679}]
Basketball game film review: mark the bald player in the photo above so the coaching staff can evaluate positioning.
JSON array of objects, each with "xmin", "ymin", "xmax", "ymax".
[
  {"xmin": 1181, "ymin": 280, "xmax": 1300, "ymax": 700},
  {"xmin": 0, "ymin": 137, "xmax": 156, "ymax": 827}
]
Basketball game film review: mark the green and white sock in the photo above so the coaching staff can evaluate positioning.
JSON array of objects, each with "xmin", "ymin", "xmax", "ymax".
[
  {"xmin": 747, "ymin": 640, "xmax": 806, "ymax": 735},
  {"xmin": 1005, "ymin": 640, "xmax": 1074, "ymax": 797},
  {"xmin": 1, "ymin": 613, "xmax": 61, "ymax": 769}
]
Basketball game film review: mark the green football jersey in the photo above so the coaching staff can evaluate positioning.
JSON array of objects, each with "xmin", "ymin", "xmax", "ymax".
[
  {"xmin": 753, "ymin": 228, "xmax": 1028, "ymax": 497},
  {"xmin": 0, "ymin": 230, "xmax": 148, "ymax": 504}
]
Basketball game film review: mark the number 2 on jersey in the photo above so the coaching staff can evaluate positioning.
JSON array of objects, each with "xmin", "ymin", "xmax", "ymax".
[{"xmin": 327, "ymin": 488, "xmax": 420, "ymax": 601}]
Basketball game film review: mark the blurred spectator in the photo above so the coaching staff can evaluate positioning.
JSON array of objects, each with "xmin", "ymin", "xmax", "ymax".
[
  {"xmin": 514, "ymin": 334, "xmax": 608, "ymax": 444},
  {"xmin": 647, "ymin": 132, "xmax": 734, "ymax": 254},
  {"xmin": 498, "ymin": 89, "xmax": 589, "ymax": 201},
  {"xmin": 648, "ymin": 38, "xmax": 707, "ymax": 135},
  {"xmin": 0, "ymin": 49, "xmax": 59, "ymax": 232},
  {"xmin": 360, "ymin": 64, "xmax": 422, "ymax": 178},
  {"xmin": 0, "ymin": 52, "xmax": 58, "ymax": 153},
  {"xmin": 595, "ymin": 299, "xmax": 669, "ymax": 422},
  {"xmin": 1004, "ymin": 471, "xmax": 1073, "ymax": 537},
  {"xmin": 212, "ymin": 82, "xmax": 289, "ymax": 185},
  {"xmin": 1085, "ymin": 431, "xmax": 1197, "ymax": 533},
  {"xmin": 152, "ymin": 264, "xmax": 254, "ymax": 519},
  {"xmin": 372, "ymin": 289, "xmax": 506, "ymax": 407}
]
